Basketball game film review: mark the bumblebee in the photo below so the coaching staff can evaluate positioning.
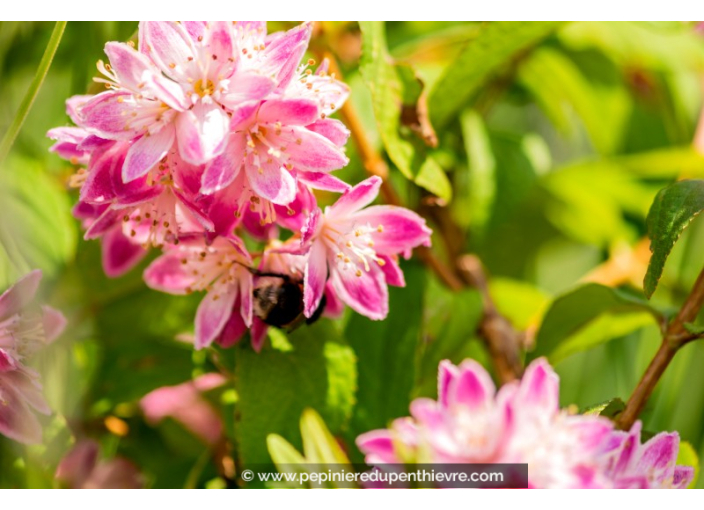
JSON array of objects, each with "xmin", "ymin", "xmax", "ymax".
[{"xmin": 251, "ymin": 271, "xmax": 326, "ymax": 330}]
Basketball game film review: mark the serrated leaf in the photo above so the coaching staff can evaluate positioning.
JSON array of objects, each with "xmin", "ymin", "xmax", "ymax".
[
  {"xmin": 235, "ymin": 320, "xmax": 356, "ymax": 466},
  {"xmin": 644, "ymin": 180, "xmax": 704, "ymax": 298},
  {"xmin": 0, "ymin": 156, "xmax": 76, "ymax": 288},
  {"xmin": 430, "ymin": 21, "xmax": 566, "ymax": 128},
  {"xmin": 358, "ymin": 21, "xmax": 451, "ymax": 202},
  {"xmin": 684, "ymin": 322, "xmax": 704, "ymax": 336},
  {"xmin": 531, "ymin": 283, "xmax": 663, "ymax": 361}
]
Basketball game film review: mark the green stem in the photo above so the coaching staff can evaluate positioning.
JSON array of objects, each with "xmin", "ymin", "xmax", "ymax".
[{"xmin": 0, "ymin": 21, "xmax": 67, "ymax": 167}]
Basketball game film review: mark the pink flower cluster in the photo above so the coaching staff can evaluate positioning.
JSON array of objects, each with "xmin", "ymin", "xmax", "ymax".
[
  {"xmin": 0, "ymin": 271, "xmax": 66, "ymax": 444},
  {"xmin": 357, "ymin": 358, "xmax": 695, "ymax": 489},
  {"xmin": 48, "ymin": 21, "xmax": 431, "ymax": 351}
]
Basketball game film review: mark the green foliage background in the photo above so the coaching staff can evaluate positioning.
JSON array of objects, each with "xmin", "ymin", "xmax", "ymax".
[{"xmin": 2, "ymin": 21, "xmax": 704, "ymax": 488}]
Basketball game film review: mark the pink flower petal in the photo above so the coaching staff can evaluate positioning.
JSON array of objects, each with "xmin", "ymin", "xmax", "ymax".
[
  {"xmin": 79, "ymin": 92, "xmax": 143, "ymax": 140},
  {"xmin": 354, "ymin": 205, "xmax": 432, "ymax": 256},
  {"xmin": 122, "ymin": 126, "xmax": 175, "ymax": 182},
  {"xmin": 438, "ymin": 360, "xmax": 459, "ymax": 408},
  {"xmin": 329, "ymin": 176, "xmax": 382, "ymax": 218},
  {"xmin": 84, "ymin": 208, "xmax": 122, "ymax": 240},
  {"xmin": 42, "ymin": 305, "xmax": 67, "ymax": 343},
  {"xmin": 201, "ymin": 134, "xmax": 245, "ymax": 194},
  {"xmin": 303, "ymin": 240, "xmax": 328, "ymax": 318},
  {"xmin": 195, "ymin": 287, "xmax": 238, "ymax": 349},
  {"xmin": 306, "ymin": 118, "xmax": 350, "ymax": 147},
  {"xmin": 330, "ymin": 262, "xmax": 388, "ymax": 321},
  {"xmin": 219, "ymin": 73, "xmax": 275, "ymax": 108},
  {"xmin": 217, "ymin": 306, "xmax": 248, "ymax": 348},
  {"xmin": 0, "ymin": 270, "xmax": 41, "ymax": 320},
  {"xmin": 297, "ymin": 170, "xmax": 350, "ymax": 193},
  {"xmin": 258, "ymin": 98, "xmax": 319, "ymax": 126},
  {"xmin": 251, "ymin": 318, "xmax": 268, "ymax": 352},
  {"xmin": 104, "ymin": 42, "xmax": 155, "ymax": 91},
  {"xmin": 274, "ymin": 126, "xmax": 349, "ymax": 173},
  {"xmin": 263, "ymin": 22, "xmax": 312, "ymax": 89},
  {"xmin": 101, "ymin": 228, "xmax": 147, "ymax": 278},
  {"xmin": 452, "ymin": 359, "xmax": 496, "ymax": 410},
  {"xmin": 139, "ymin": 21, "xmax": 198, "ymax": 81},
  {"xmin": 378, "ymin": 254, "xmax": 405, "ymax": 287},
  {"xmin": 143, "ymin": 253, "xmax": 197, "ymax": 295},
  {"xmin": 245, "ymin": 157, "xmax": 297, "ymax": 206},
  {"xmin": 0, "ymin": 376, "xmax": 43, "ymax": 444},
  {"xmin": 518, "ymin": 358, "xmax": 560, "ymax": 412},
  {"xmin": 176, "ymin": 102, "xmax": 230, "ymax": 165}
]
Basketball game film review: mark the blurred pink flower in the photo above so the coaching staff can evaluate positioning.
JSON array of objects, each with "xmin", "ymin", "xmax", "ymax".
[
  {"xmin": 56, "ymin": 440, "xmax": 143, "ymax": 489},
  {"xmin": 601, "ymin": 421, "xmax": 694, "ymax": 488},
  {"xmin": 358, "ymin": 359, "xmax": 612, "ymax": 488},
  {"xmin": 141, "ymin": 373, "xmax": 226, "ymax": 446},
  {"xmin": 301, "ymin": 176, "xmax": 431, "ymax": 321},
  {"xmin": 0, "ymin": 271, "xmax": 66, "ymax": 444}
]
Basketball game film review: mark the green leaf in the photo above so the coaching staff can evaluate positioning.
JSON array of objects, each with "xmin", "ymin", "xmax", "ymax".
[
  {"xmin": 345, "ymin": 261, "xmax": 425, "ymax": 438},
  {"xmin": 677, "ymin": 441, "xmax": 700, "ymax": 489},
  {"xmin": 266, "ymin": 409, "xmax": 354, "ymax": 489},
  {"xmin": 531, "ymin": 283, "xmax": 663, "ymax": 362},
  {"xmin": 429, "ymin": 21, "xmax": 566, "ymax": 128},
  {"xmin": 459, "ymin": 109, "xmax": 496, "ymax": 234},
  {"xmin": 644, "ymin": 180, "xmax": 704, "ymax": 298},
  {"xmin": 267, "ymin": 434, "xmax": 307, "ymax": 466},
  {"xmin": 358, "ymin": 21, "xmax": 451, "ymax": 202},
  {"xmin": 0, "ymin": 156, "xmax": 76, "ymax": 288},
  {"xmin": 684, "ymin": 322, "xmax": 704, "ymax": 336},
  {"xmin": 518, "ymin": 47, "xmax": 630, "ymax": 155},
  {"xmin": 582, "ymin": 398, "xmax": 626, "ymax": 419},
  {"xmin": 415, "ymin": 285, "xmax": 484, "ymax": 398},
  {"xmin": 235, "ymin": 320, "xmax": 356, "ymax": 466},
  {"xmin": 300, "ymin": 408, "xmax": 352, "ymax": 466}
]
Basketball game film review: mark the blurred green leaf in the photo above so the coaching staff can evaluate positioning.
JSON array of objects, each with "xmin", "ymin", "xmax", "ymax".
[
  {"xmin": 430, "ymin": 21, "xmax": 565, "ymax": 127},
  {"xmin": 644, "ymin": 180, "xmax": 704, "ymax": 298},
  {"xmin": 415, "ymin": 286, "xmax": 483, "ymax": 398},
  {"xmin": 235, "ymin": 320, "xmax": 356, "ymax": 466},
  {"xmin": 0, "ymin": 156, "xmax": 76, "ymax": 288},
  {"xmin": 459, "ymin": 110, "xmax": 495, "ymax": 234},
  {"xmin": 300, "ymin": 408, "xmax": 352, "ymax": 466},
  {"xmin": 266, "ymin": 409, "xmax": 354, "ymax": 489},
  {"xmin": 678, "ymin": 440, "xmax": 700, "ymax": 488},
  {"xmin": 519, "ymin": 47, "xmax": 630, "ymax": 155},
  {"xmin": 358, "ymin": 21, "xmax": 451, "ymax": 201},
  {"xmin": 582, "ymin": 397, "xmax": 626, "ymax": 418},
  {"xmin": 345, "ymin": 261, "xmax": 425, "ymax": 436},
  {"xmin": 532, "ymin": 283, "xmax": 663, "ymax": 361}
]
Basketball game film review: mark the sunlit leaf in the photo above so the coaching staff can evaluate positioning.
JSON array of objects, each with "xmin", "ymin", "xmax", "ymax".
[
  {"xmin": 531, "ymin": 283, "xmax": 664, "ymax": 361},
  {"xmin": 430, "ymin": 21, "xmax": 565, "ymax": 127},
  {"xmin": 358, "ymin": 21, "xmax": 451, "ymax": 201},
  {"xmin": 644, "ymin": 180, "xmax": 704, "ymax": 298}
]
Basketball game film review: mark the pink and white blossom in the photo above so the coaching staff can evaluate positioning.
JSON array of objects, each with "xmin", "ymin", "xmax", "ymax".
[
  {"xmin": 357, "ymin": 358, "xmax": 694, "ymax": 489},
  {"xmin": 301, "ymin": 176, "xmax": 431, "ymax": 321},
  {"xmin": 143, "ymin": 235, "xmax": 253, "ymax": 349}
]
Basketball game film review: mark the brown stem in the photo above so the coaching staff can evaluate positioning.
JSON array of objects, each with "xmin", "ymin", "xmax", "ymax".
[
  {"xmin": 323, "ymin": 48, "xmax": 522, "ymax": 383},
  {"xmin": 457, "ymin": 255, "xmax": 523, "ymax": 384},
  {"xmin": 617, "ymin": 265, "xmax": 704, "ymax": 430}
]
